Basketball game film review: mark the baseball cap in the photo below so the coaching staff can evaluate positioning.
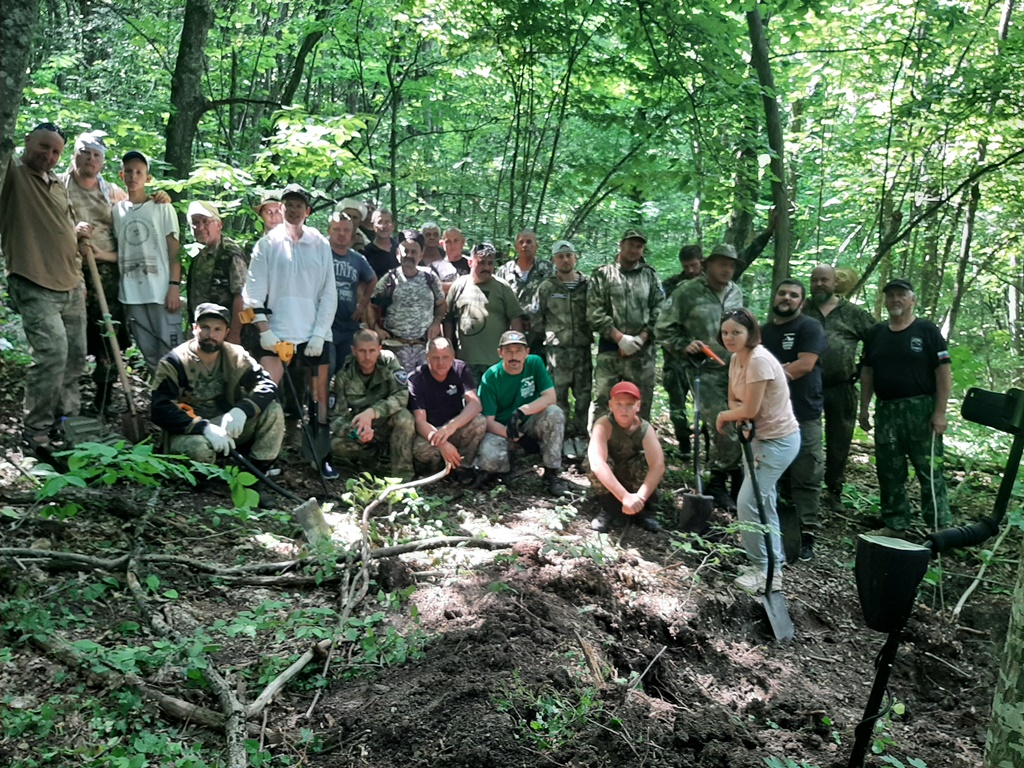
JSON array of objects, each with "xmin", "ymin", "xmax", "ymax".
[
  {"xmin": 121, "ymin": 150, "xmax": 149, "ymax": 169},
  {"xmin": 551, "ymin": 240, "xmax": 576, "ymax": 255},
  {"xmin": 194, "ymin": 302, "xmax": 231, "ymax": 325},
  {"xmin": 187, "ymin": 201, "xmax": 221, "ymax": 223},
  {"xmin": 883, "ymin": 278, "xmax": 914, "ymax": 293},
  {"xmin": 281, "ymin": 183, "xmax": 310, "ymax": 206},
  {"xmin": 498, "ymin": 330, "xmax": 528, "ymax": 347},
  {"xmin": 609, "ymin": 381, "xmax": 642, "ymax": 401},
  {"xmin": 74, "ymin": 131, "xmax": 107, "ymax": 157},
  {"xmin": 708, "ymin": 243, "xmax": 739, "ymax": 260},
  {"xmin": 621, "ymin": 228, "xmax": 647, "ymax": 243},
  {"xmin": 254, "ymin": 192, "xmax": 281, "ymax": 213},
  {"xmin": 336, "ymin": 197, "xmax": 368, "ymax": 219}
]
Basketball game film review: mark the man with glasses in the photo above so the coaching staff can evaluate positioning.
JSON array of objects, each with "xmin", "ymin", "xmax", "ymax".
[
  {"xmin": 185, "ymin": 201, "xmax": 250, "ymax": 348},
  {"xmin": 1, "ymin": 122, "xmax": 87, "ymax": 450},
  {"xmin": 445, "ymin": 242, "xmax": 527, "ymax": 382}
]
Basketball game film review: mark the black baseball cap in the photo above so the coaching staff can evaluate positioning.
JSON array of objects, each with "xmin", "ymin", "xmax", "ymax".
[
  {"xmin": 195, "ymin": 302, "xmax": 231, "ymax": 325},
  {"xmin": 281, "ymin": 183, "xmax": 310, "ymax": 206},
  {"xmin": 882, "ymin": 279, "xmax": 914, "ymax": 293}
]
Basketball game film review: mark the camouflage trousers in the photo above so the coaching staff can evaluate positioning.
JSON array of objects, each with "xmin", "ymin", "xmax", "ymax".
[
  {"xmin": 684, "ymin": 366, "xmax": 741, "ymax": 472},
  {"xmin": 779, "ymin": 418, "xmax": 824, "ymax": 530},
  {"xmin": 662, "ymin": 351, "xmax": 691, "ymax": 444},
  {"xmin": 823, "ymin": 381, "xmax": 858, "ymax": 496},
  {"xmin": 8, "ymin": 275, "xmax": 87, "ymax": 438},
  {"xmin": 548, "ymin": 346, "xmax": 592, "ymax": 437},
  {"xmin": 874, "ymin": 395, "xmax": 951, "ymax": 530},
  {"xmin": 587, "ymin": 455, "xmax": 658, "ymax": 523},
  {"xmin": 413, "ymin": 414, "xmax": 487, "ymax": 469},
  {"xmin": 386, "ymin": 341, "xmax": 426, "ymax": 375},
  {"xmin": 477, "ymin": 404, "xmax": 565, "ymax": 473},
  {"xmin": 331, "ymin": 409, "xmax": 416, "ymax": 479},
  {"xmin": 168, "ymin": 401, "xmax": 285, "ymax": 463},
  {"xmin": 593, "ymin": 348, "xmax": 656, "ymax": 421}
]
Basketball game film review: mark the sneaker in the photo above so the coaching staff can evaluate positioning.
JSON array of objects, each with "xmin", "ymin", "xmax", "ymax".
[
  {"xmin": 320, "ymin": 459, "xmax": 339, "ymax": 480},
  {"xmin": 799, "ymin": 534, "xmax": 815, "ymax": 562},
  {"xmin": 636, "ymin": 514, "xmax": 661, "ymax": 533},
  {"xmin": 734, "ymin": 566, "xmax": 784, "ymax": 595},
  {"xmin": 590, "ymin": 512, "xmax": 611, "ymax": 532}
]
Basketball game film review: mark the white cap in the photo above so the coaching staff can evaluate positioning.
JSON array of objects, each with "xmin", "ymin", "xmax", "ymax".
[
  {"xmin": 551, "ymin": 240, "xmax": 576, "ymax": 255},
  {"xmin": 187, "ymin": 201, "xmax": 221, "ymax": 223}
]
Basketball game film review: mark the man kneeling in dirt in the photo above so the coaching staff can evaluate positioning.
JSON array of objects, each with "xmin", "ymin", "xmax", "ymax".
[
  {"xmin": 587, "ymin": 381, "xmax": 665, "ymax": 533},
  {"xmin": 475, "ymin": 330, "xmax": 569, "ymax": 495},
  {"xmin": 329, "ymin": 329, "xmax": 416, "ymax": 481},
  {"xmin": 151, "ymin": 303, "xmax": 284, "ymax": 472},
  {"xmin": 408, "ymin": 336, "xmax": 486, "ymax": 480}
]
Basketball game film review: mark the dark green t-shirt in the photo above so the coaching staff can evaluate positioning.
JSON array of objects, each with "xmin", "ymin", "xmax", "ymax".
[{"xmin": 479, "ymin": 354, "xmax": 553, "ymax": 425}]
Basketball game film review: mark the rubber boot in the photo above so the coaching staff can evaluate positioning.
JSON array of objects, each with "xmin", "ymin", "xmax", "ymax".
[{"xmin": 544, "ymin": 467, "xmax": 568, "ymax": 497}]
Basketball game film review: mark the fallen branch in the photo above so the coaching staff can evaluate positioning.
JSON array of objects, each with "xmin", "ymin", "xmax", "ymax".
[
  {"xmin": 951, "ymin": 522, "xmax": 1012, "ymax": 622},
  {"xmin": 246, "ymin": 638, "xmax": 331, "ymax": 719}
]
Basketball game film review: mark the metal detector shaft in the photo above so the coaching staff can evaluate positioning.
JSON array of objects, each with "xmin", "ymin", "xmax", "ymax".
[{"xmin": 847, "ymin": 632, "xmax": 902, "ymax": 768}]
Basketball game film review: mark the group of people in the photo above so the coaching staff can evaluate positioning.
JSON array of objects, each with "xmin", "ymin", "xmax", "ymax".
[{"xmin": 1, "ymin": 122, "xmax": 954, "ymax": 597}]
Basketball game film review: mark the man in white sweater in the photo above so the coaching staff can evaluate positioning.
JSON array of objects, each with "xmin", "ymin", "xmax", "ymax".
[{"xmin": 243, "ymin": 184, "xmax": 338, "ymax": 477}]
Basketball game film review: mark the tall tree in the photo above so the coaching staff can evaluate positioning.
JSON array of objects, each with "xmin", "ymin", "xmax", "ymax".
[{"xmin": 0, "ymin": 0, "xmax": 42, "ymax": 182}]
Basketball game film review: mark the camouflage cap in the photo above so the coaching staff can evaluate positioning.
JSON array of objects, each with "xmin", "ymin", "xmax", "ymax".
[
  {"xmin": 707, "ymin": 243, "xmax": 739, "ymax": 260},
  {"xmin": 498, "ymin": 330, "xmax": 528, "ymax": 347},
  {"xmin": 551, "ymin": 240, "xmax": 576, "ymax": 255},
  {"xmin": 621, "ymin": 228, "xmax": 647, "ymax": 243},
  {"xmin": 195, "ymin": 302, "xmax": 231, "ymax": 325}
]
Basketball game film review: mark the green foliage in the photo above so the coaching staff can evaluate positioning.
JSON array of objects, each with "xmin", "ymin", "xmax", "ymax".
[{"xmin": 495, "ymin": 668, "xmax": 607, "ymax": 751}]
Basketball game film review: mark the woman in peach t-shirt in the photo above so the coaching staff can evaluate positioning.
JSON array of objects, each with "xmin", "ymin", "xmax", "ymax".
[{"xmin": 715, "ymin": 308, "xmax": 800, "ymax": 595}]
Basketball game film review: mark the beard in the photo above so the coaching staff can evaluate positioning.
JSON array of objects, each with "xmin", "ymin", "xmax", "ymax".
[
  {"xmin": 773, "ymin": 304, "xmax": 799, "ymax": 318},
  {"xmin": 198, "ymin": 338, "xmax": 222, "ymax": 354},
  {"xmin": 812, "ymin": 289, "xmax": 833, "ymax": 304}
]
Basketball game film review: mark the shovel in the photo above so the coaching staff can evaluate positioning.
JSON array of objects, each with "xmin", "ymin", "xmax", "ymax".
[
  {"xmin": 83, "ymin": 248, "xmax": 147, "ymax": 443},
  {"xmin": 738, "ymin": 422, "xmax": 795, "ymax": 641},
  {"xmin": 677, "ymin": 354, "xmax": 714, "ymax": 532},
  {"xmin": 229, "ymin": 449, "xmax": 332, "ymax": 548},
  {"xmin": 276, "ymin": 343, "xmax": 323, "ymax": 471}
]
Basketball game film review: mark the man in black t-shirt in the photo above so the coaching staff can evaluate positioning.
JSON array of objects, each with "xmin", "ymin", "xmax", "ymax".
[
  {"xmin": 762, "ymin": 279, "xmax": 827, "ymax": 562},
  {"xmin": 859, "ymin": 279, "xmax": 952, "ymax": 535}
]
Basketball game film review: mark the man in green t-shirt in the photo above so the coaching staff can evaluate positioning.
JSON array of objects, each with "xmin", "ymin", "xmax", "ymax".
[{"xmin": 476, "ymin": 330, "xmax": 568, "ymax": 496}]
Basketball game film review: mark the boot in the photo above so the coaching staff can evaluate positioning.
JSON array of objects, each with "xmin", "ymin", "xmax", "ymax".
[
  {"xmin": 728, "ymin": 469, "xmax": 744, "ymax": 502},
  {"xmin": 799, "ymin": 532, "xmax": 815, "ymax": 562},
  {"xmin": 707, "ymin": 470, "xmax": 736, "ymax": 512},
  {"xmin": 544, "ymin": 467, "xmax": 568, "ymax": 497}
]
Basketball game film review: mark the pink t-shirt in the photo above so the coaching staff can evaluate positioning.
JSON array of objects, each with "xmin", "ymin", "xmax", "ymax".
[{"xmin": 728, "ymin": 345, "xmax": 799, "ymax": 440}]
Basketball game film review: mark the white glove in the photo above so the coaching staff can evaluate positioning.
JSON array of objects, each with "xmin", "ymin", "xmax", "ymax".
[
  {"xmin": 617, "ymin": 334, "xmax": 644, "ymax": 356},
  {"xmin": 305, "ymin": 335, "xmax": 325, "ymax": 357},
  {"xmin": 203, "ymin": 423, "xmax": 235, "ymax": 456},
  {"xmin": 259, "ymin": 329, "xmax": 281, "ymax": 352},
  {"xmin": 220, "ymin": 407, "xmax": 247, "ymax": 439}
]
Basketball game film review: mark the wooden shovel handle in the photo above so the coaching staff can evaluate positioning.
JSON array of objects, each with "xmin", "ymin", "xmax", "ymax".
[{"xmin": 83, "ymin": 249, "xmax": 137, "ymax": 417}]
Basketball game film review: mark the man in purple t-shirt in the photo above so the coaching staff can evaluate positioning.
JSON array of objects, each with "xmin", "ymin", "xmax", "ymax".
[{"xmin": 409, "ymin": 337, "xmax": 486, "ymax": 476}]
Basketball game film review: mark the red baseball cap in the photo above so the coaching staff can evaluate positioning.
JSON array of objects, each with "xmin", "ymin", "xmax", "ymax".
[{"xmin": 609, "ymin": 381, "xmax": 641, "ymax": 401}]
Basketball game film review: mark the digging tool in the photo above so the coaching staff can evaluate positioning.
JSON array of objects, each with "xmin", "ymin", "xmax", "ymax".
[
  {"xmin": 676, "ymin": 351, "xmax": 715, "ymax": 533},
  {"xmin": 229, "ymin": 449, "xmax": 331, "ymax": 547},
  {"xmin": 83, "ymin": 248, "xmax": 147, "ymax": 442},
  {"xmin": 737, "ymin": 422, "xmax": 795, "ymax": 641},
  {"xmin": 846, "ymin": 387, "xmax": 1024, "ymax": 767},
  {"xmin": 276, "ymin": 343, "xmax": 324, "ymax": 473}
]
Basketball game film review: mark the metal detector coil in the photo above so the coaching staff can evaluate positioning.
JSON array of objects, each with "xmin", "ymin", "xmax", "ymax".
[{"xmin": 855, "ymin": 535, "xmax": 931, "ymax": 634}]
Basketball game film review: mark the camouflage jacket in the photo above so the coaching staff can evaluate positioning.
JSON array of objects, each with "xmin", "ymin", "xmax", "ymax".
[
  {"xmin": 330, "ymin": 349, "xmax": 410, "ymax": 429},
  {"xmin": 496, "ymin": 257, "xmax": 555, "ymax": 309},
  {"xmin": 655, "ymin": 275, "xmax": 743, "ymax": 364},
  {"xmin": 532, "ymin": 273, "xmax": 592, "ymax": 349},
  {"xmin": 804, "ymin": 298, "xmax": 875, "ymax": 386},
  {"xmin": 587, "ymin": 260, "xmax": 664, "ymax": 353}
]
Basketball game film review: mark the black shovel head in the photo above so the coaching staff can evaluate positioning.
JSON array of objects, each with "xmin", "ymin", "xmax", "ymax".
[
  {"xmin": 677, "ymin": 492, "xmax": 713, "ymax": 533},
  {"xmin": 762, "ymin": 587, "xmax": 795, "ymax": 641}
]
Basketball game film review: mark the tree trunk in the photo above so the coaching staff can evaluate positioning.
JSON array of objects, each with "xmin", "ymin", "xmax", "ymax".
[
  {"xmin": 985, "ymin": 551, "xmax": 1024, "ymax": 768},
  {"xmin": 0, "ymin": 0, "xmax": 42, "ymax": 182},
  {"xmin": 165, "ymin": 0, "xmax": 214, "ymax": 180},
  {"xmin": 746, "ymin": 5, "xmax": 791, "ymax": 286}
]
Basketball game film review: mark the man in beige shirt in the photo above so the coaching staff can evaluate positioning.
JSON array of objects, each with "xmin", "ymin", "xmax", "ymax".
[{"xmin": 0, "ymin": 122, "xmax": 86, "ymax": 449}]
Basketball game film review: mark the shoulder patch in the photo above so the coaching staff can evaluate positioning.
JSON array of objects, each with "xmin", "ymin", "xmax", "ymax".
[{"xmin": 394, "ymin": 369, "xmax": 409, "ymax": 385}]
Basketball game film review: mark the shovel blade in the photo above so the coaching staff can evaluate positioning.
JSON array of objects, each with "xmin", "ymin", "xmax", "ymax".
[
  {"xmin": 293, "ymin": 498, "xmax": 332, "ymax": 548},
  {"xmin": 762, "ymin": 591, "xmax": 795, "ymax": 641},
  {"xmin": 677, "ymin": 493, "xmax": 714, "ymax": 533},
  {"xmin": 119, "ymin": 413, "xmax": 149, "ymax": 444}
]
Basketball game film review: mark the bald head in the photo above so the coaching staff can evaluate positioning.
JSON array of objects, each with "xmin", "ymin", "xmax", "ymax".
[{"xmin": 810, "ymin": 265, "xmax": 837, "ymax": 304}]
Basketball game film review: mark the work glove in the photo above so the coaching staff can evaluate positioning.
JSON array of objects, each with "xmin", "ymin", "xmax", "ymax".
[
  {"xmin": 305, "ymin": 335, "xmax": 325, "ymax": 357},
  {"xmin": 220, "ymin": 407, "xmax": 247, "ymax": 439},
  {"xmin": 506, "ymin": 409, "xmax": 527, "ymax": 441},
  {"xmin": 260, "ymin": 329, "xmax": 282, "ymax": 352},
  {"xmin": 617, "ymin": 334, "xmax": 644, "ymax": 356},
  {"xmin": 203, "ymin": 423, "xmax": 235, "ymax": 456}
]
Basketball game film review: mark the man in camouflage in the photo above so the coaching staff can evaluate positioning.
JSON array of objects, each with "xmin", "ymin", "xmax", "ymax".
[
  {"xmin": 655, "ymin": 243, "xmax": 743, "ymax": 509},
  {"xmin": 859, "ymin": 279, "xmax": 952, "ymax": 535},
  {"xmin": 329, "ymin": 329, "xmax": 416, "ymax": 480},
  {"xmin": 586, "ymin": 228, "xmax": 664, "ymax": 421},
  {"xmin": 496, "ymin": 228, "xmax": 555, "ymax": 311},
  {"xmin": 805, "ymin": 264, "xmax": 876, "ymax": 510},
  {"xmin": 532, "ymin": 240, "xmax": 592, "ymax": 452},
  {"xmin": 476, "ymin": 330, "xmax": 568, "ymax": 495},
  {"xmin": 185, "ymin": 201, "xmax": 251, "ymax": 347},
  {"xmin": 660, "ymin": 243, "xmax": 704, "ymax": 454},
  {"xmin": 150, "ymin": 303, "xmax": 284, "ymax": 468}
]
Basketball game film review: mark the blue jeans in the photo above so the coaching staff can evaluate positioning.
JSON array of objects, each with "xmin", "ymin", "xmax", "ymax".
[{"xmin": 737, "ymin": 431, "xmax": 801, "ymax": 572}]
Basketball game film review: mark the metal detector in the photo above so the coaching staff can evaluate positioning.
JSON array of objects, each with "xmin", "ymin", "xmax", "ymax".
[{"xmin": 847, "ymin": 387, "xmax": 1024, "ymax": 768}]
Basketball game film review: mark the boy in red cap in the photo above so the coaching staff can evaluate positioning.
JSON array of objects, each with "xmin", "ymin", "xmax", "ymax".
[{"xmin": 586, "ymin": 380, "xmax": 666, "ymax": 532}]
